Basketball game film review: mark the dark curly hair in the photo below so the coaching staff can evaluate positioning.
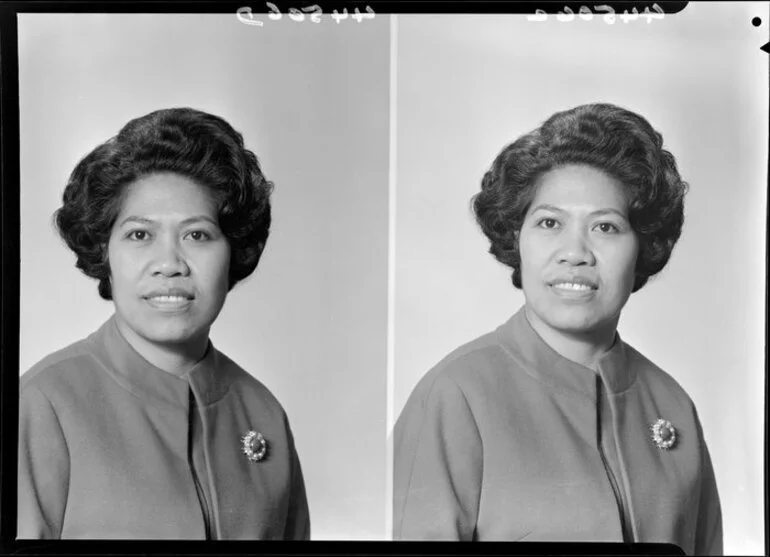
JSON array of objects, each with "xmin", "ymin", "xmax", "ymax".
[
  {"xmin": 54, "ymin": 107, "xmax": 274, "ymax": 300},
  {"xmin": 472, "ymin": 103, "xmax": 688, "ymax": 293}
]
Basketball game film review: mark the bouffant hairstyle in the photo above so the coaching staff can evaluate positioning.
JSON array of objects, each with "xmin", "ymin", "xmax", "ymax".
[
  {"xmin": 55, "ymin": 107, "xmax": 273, "ymax": 300},
  {"xmin": 472, "ymin": 103, "xmax": 688, "ymax": 293}
]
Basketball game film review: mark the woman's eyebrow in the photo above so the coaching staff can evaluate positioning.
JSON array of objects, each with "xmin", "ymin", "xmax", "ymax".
[
  {"xmin": 116, "ymin": 215, "xmax": 219, "ymax": 227},
  {"xmin": 529, "ymin": 205, "xmax": 628, "ymax": 219},
  {"xmin": 589, "ymin": 208, "xmax": 628, "ymax": 219},
  {"xmin": 180, "ymin": 215, "xmax": 218, "ymax": 226},
  {"xmin": 117, "ymin": 216, "xmax": 155, "ymax": 227},
  {"xmin": 529, "ymin": 203, "xmax": 564, "ymax": 214}
]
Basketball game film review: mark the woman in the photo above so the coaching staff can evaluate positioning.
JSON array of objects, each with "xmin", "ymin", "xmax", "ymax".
[
  {"xmin": 18, "ymin": 108, "xmax": 310, "ymax": 539},
  {"xmin": 393, "ymin": 103, "xmax": 722, "ymax": 554}
]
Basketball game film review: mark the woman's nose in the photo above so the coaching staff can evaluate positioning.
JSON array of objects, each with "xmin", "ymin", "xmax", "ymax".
[
  {"xmin": 557, "ymin": 230, "xmax": 596, "ymax": 266},
  {"xmin": 151, "ymin": 238, "xmax": 190, "ymax": 277}
]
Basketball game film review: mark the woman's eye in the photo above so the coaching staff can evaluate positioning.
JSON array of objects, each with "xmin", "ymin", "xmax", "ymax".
[
  {"xmin": 187, "ymin": 230, "xmax": 211, "ymax": 241},
  {"xmin": 537, "ymin": 218, "xmax": 559, "ymax": 229},
  {"xmin": 596, "ymin": 222, "xmax": 619, "ymax": 234},
  {"xmin": 126, "ymin": 230, "xmax": 148, "ymax": 241}
]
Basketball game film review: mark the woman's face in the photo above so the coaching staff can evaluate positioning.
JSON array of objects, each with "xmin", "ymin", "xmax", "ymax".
[
  {"xmin": 518, "ymin": 164, "xmax": 639, "ymax": 341},
  {"xmin": 107, "ymin": 172, "xmax": 231, "ymax": 353}
]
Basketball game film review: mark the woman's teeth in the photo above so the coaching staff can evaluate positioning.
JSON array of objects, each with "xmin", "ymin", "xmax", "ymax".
[{"xmin": 553, "ymin": 282, "xmax": 592, "ymax": 291}]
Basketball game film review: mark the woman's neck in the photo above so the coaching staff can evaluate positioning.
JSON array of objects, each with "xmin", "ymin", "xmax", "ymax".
[
  {"xmin": 524, "ymin": 306, "xmax": 617, "ymax": 370},
  {"xmin": 114, "ymin": 317, "xmax": 209, "ymax": 376}
]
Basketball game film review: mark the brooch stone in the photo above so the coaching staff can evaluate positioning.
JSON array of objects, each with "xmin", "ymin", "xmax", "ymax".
[
  {"xmin": 241, "ymin": 430, "xmax": 268, "ymax": 462},
  {"xmin": 650, "ymin": 418, "xmax": 677, "ymax": 450}
]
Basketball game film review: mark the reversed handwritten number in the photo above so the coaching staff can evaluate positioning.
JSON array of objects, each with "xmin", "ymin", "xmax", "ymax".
[
  {"xmin": 236, "ymin": 7, "xmax": 264, "ymax": 26},
  {"xmin": 527, "ymin": 9, "xmax": 548, "ymax": 22},
  {"xmin": 237, "ymin": 3, "xmax": 374, "ymax": 25},
  {"xmin": 640, "ymin": 5, "xmax": 665, "ymax": 23},
  {"xmin": 332, "ymin": 7, "xmax": 376, "ymax": 23},
  {"xmin": 527, "ymin": 3, "xmax": 665, "ymax": 24},
  {"xmin": 306, "ymin": 5, "xmax": 323, "ymax": 23},
  {"xmin": 596, "ymin": 4, "xmax": 616, "ymax": 24},
  {"xmin": 266, "ymin": 2, "xmax": 283, "ymax": 20},
  {"xmin": 352, "ymin": 6, "xmax": 376, "ymax": 22}
]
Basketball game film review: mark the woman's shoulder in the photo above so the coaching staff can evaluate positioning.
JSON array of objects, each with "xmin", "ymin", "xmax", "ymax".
[
  {"xmin": 406, "ymin": 326, "xmax": 517, "ymax": 405},
  {"xmin": 20, "ymin": 333, "xmax": 101, "ymax": 395},
  {"xmin": 624, "ymin": 342, "xmax": 697, "ymax": 409},
  {"xmin": 214, "ymin": 350, "xmax": 289, "ymax": 416}
]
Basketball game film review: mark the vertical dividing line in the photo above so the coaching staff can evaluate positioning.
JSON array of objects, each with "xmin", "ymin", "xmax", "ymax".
[{"xmin": 384, "ymin": 12, "xmax": 398, "ymax": 541}]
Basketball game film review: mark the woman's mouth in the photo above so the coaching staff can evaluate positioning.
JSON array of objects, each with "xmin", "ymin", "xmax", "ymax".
[
  {"xmin": 148, "ymin": 295, "xmax": 190, "ymax": 302},
  {"xmin": 142, "ymin": 289, "xmax": 195, "ymax": 310},
  {"xmin": 548, "ymin": 277, "xmax": 598, "ymax": 299},
  {"xmin": 551, "ymin": 282, "xmax": 594, "ymax": 292}
]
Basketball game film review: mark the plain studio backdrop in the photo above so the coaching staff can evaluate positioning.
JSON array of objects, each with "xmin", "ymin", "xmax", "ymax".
[
  {"xmin": 18, "ymin": 13, "xmax": 389, "ymax": 540},
  {"xmin": 391, "ymin": 3, "xmax": 766, "ymax": 555}
]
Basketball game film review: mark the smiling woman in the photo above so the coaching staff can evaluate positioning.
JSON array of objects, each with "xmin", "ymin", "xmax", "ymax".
[
  {"xmin": 392, "ymin": 103, "xmax": 723, "ymax": 554},
  {"xmin": 18, "ymin": 108, "xmax": 310, "ymax": 540}
]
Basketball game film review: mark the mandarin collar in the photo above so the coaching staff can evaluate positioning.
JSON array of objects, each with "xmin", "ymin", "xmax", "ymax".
[
  {"xmin": 87, "ymin": 315, "xmax": 231, "ymax": 409},
  {"xmin": 495, "ymin": 307, "xmax": 636, "ymax": 398}
]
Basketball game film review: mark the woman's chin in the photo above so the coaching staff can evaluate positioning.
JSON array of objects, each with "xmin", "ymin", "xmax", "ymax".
[{"xmin": 144, "ymin": 327, "xmax": 207, "ymax": 347}]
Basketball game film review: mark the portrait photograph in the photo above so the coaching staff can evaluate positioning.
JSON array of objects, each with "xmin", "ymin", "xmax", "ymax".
[
  {"xmin": 12, "ymin": 10, "xmax": 389, "ymax": 541},
  {"xmin": 389, "ymin": 3, "xmax": 766, "ymax": 555}
]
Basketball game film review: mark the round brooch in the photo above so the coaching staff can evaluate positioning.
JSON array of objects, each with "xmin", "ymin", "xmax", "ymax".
[
  {"xmin": 241, "ymin": 430, "xmax": 268, "ymax": 462},
  {"xmin": 650, "ymin": 418, "xmax": 677, "ymax": 450}
]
